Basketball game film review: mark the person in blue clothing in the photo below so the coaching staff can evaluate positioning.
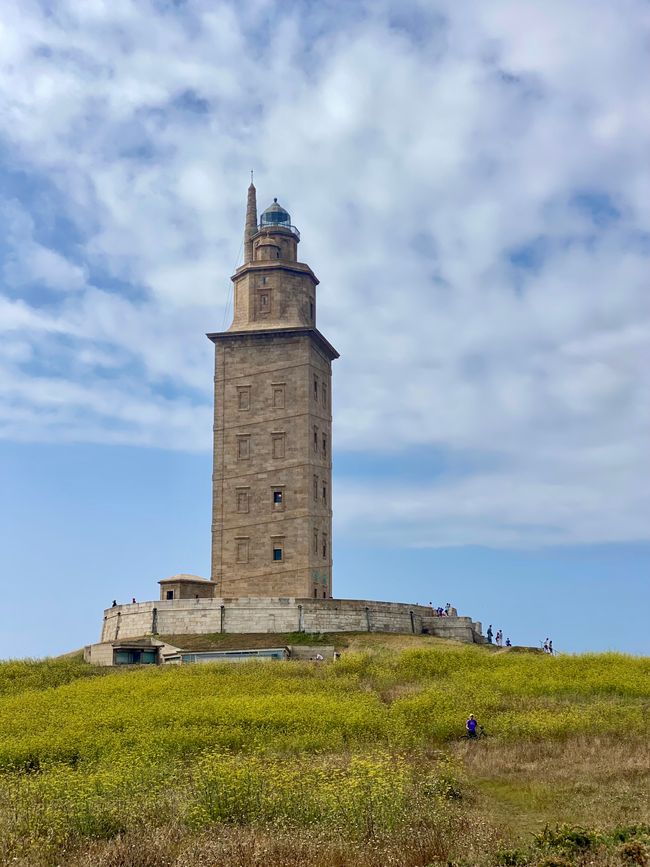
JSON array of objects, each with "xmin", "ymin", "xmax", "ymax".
[{"xmin": 466, "ymin": 714, "xmax": 478, "ymax": 738}]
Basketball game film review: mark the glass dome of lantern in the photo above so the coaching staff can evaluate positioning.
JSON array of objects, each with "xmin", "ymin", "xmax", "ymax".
[{"xmin": 259, "ymin": 199, "xmax": 300, "ymax": 238}]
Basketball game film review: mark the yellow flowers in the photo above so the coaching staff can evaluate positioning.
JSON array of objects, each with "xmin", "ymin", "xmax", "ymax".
[{"xmin": 0, "ymin": 645, "xmax": 647, "ymax": 860}]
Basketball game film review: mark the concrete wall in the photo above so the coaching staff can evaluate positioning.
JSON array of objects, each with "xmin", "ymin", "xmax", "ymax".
[
  {"xmin": 84, "ymin": 642, "xmax": 114, "ymax": 666},
  {"xmin": 100, "ymin": 597, "xmax": 483, "ymax": 644}
]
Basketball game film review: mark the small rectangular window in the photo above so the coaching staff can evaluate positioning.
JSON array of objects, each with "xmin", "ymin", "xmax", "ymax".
[
  {"xmin": 313, "ymin": 475, "xmax": 318, "ymax": 502},
  {"xmin": 273, "ymin": 546, "xmax": 283, "ymax": 562},
  {"xmin": 237, "ymin": 436, "xmax": 250, "ymax": 460},
  {"xmin": 322, "ymin": 381, "xmax": 327, "ymax": 408},
  {"xmin": 237, "ymin": 386, "xmax": 251, "ymax": 411},
  {"xmin": 272, "ymin": 384, "xmax": 285, "ymax": 409},
  {"xmin": 313, "ymin": 529, "xmax": 318, "ymax": 555},
  {"xmin": 236, "ymin": 489, "xmax": 249, "ymax": 513},
  {"xmin": 273, "ymin": 490, "xmax": 283, "ymax": 505},
  {"xmin": 166, "ymin": 590, "xmax": 174, "ymax": 600},
  {"xmin": 322, "ymin": 433, "xmax": 327, "ymax": 458},
  {"xmin": 310, "ymin": 300, "xmax": 314, "ymax": 321},
  {"xmin": 313, "ymin": 588, "xmax": 318, "ymax": 598},
  {"xmin": 260, "ymin": 292, "xmax": 270, "ymax": 313},
  {"xmin": 236, "ymin": 538, "xmax": 249, "ymax": 564},
  {"xmin": 322, "ymin": 533, "xmax": 327, "ymax": 558},
  {"xmin": 313, "ymin": 425, "xmax": 318, "ymax": 453},
  {"xmin": 313, "ymin": 376, "xmax": 318, "ymax": 400},
  {"xmin": 272, "ymin": 433, "xmax": 285, "ymax": 459},
  {"xmin": 322, "ymin": 482, "xmax": 327, "ymax": 506}
]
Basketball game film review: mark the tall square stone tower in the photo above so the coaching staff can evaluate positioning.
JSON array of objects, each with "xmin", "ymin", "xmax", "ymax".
[{"xmin": 207, "ymin": 183, "xmax": 339, "ymax": 599}]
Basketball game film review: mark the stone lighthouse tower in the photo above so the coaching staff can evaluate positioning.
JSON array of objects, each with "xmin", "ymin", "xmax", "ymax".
[{"xmin": 207, "ymin": 182, "xmax": 339, "ymax": 599}]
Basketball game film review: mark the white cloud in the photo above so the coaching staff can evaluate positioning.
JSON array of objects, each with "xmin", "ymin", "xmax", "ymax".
[{"xmin": 0, "ymin": 0, "xmax": 648, "ymax": 547}]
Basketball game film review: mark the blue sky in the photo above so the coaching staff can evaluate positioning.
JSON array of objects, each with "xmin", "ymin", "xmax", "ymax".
[{"xmin": 1, "ymin": 0, "xmax": 649, "ymax": 657}]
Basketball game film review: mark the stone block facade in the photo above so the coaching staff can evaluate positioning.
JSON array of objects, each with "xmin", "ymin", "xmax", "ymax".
[
  {"xmin": 207, "ymin": 186, "xmax": 338, "ymax": 601},
  {"xmin": 100, "ymin": 597, "xmax": 483, "ymax": 644},
  {"xmin": 208, "ymin": 329, "xmax": 337, "ymax": 600}
]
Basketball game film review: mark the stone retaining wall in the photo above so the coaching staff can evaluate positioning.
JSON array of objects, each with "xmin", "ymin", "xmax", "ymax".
[{"xmin": 100, "ymin": 598, "xmax": 483, "ymax": 644}]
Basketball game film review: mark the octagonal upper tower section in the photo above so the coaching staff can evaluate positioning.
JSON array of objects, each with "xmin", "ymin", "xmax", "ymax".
[{"xmin": 229, "ymin": 183, "xmax": 318, "ymax": 332}]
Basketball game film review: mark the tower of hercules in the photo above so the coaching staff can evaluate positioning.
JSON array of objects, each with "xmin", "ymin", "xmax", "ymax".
[{"xmin": 207, "ymin": 183, "xmax": 339, "ymax": 600}]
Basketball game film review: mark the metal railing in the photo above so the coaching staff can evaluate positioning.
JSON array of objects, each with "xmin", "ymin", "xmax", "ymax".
[{"xmin": 258, "ymin": 222, "xmax": 300, "ymax": 240}]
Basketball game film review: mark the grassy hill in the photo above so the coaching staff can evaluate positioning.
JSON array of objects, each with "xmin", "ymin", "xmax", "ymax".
[{"xmin": 0, "ymin": 635, "xmax": 648, "ymax": 866}]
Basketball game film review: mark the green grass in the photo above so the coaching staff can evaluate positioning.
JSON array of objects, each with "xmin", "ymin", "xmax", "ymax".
[{"xmin": 0, "ymin": 640, "xmax": 648, "ymax": 866}]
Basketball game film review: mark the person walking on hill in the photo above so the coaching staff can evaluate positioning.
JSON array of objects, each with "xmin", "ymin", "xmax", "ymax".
[
  {"xmin": 466, "ymin": 714, "xmax": 478, "ymax": 739},
  {"xmin": 506, "ymin": 637, "xmax": 511, "ymax": 647},
  {"xmin": 548, "ymin": 640, "xmax": 553, "ymax": 655},
  {"xmin": 487, "ymin": 625, "xmax": 493, "ymax": 644}
]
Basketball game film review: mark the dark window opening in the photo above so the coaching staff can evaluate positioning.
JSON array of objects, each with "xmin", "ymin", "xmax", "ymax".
[
  {"xmin": 313, "ymin": 377, "xmax": 318, "ymax": 399},
  {"xmin": 323, "ymin": 591, "xmax": 326, "ymax": 599},
  {"xmin": 273, "ymin": 547, "xmax": 283, "ymax": 562},
  {"xmin": 322, "ymin": 434, "xmax": 327, "ymax": 457},
  {"xmin": 114, "ymin": 649, "xmax": 158, "ymax": 665},
  {"xmin": 310, "ymin": 301, "xmax": 314, "ymax": 320},
  {"xmin": 273, "ymin": 490, "xmax": 283, "ymax": 505},
  {"xmin": 166, "ymin": 590, "xmax": 174, "ymax": 600},
  {"xmin": 322, "ymin": 483, "xmax": 327, "ymax": 505},
  {"xmin": 314, "ymin": 588, "xmax": 317, "ymax": 598}
]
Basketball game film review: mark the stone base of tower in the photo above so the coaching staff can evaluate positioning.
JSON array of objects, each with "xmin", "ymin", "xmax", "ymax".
[{"xmin": 100, "ymin": 596, "xmax": 483, "ymax": 645}]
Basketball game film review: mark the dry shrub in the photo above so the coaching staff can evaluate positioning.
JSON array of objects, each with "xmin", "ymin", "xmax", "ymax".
[{"xmin": 64, "ymin": 826, "xmax": 184, "ymax": 867}]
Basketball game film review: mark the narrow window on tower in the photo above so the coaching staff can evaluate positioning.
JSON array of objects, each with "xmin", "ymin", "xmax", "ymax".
[
  {"xmin": 322, "ymin": 533, "xmax": 328, "ymax": 559},
  {"xmin": 259, "ymin": 292, "xmax": 270, "ymax": 314},
  {"xmin": 271, "ymin": 536, "xmax": 284, "ymax": 562},
  {"xmin": 235, "ymin": 537, "xmax": 249, "ymax": 564},
  {"xmin": 271, "ymin": 433, "xmax": 286, "ymax": 459},
  {"xmin": 313, "ymin": 375, "xmax": 318, "ymax": 400},
  {"xmin": 313, "ymin": 475, "xmax": 318, "ymax": 503},
  {"xmin": 313, "ymin": 528, "xmax": 318, "ymax": 555},
  {"xmin": 322, "ymin": 433, "xmax": 327, "ymax": 458},
  {"xmin": 272, "ymin": 488, "xmax": 285, "ymax": 511},
  {"xmin": 237, "ymin": 435, "xmax": 250, "ymax": 461},
  {"xmin": 272, "ymin": 383, "xmax": 285, "ymax": 409},
  {"xmin": 313, "ymin": 425, "xmax": 318, "ymax": 454},
  {"xmin": 322, "ymin": 380, "xmax": 327, "ymax": 408},
  {"xmin": 237, "ymin": 386, "xmax": 251, "ymax": 411},
  {"xmin": 310, "ymin": 300, "xmax": 314, "ymax": 322},
  {"xmin": 236, "ymin": 488, "xmax": 250, "ymax": 513},
  {"xmin": 322, "ymin": 482, "xmax": 327, "ymax": 506},
  {"xmin": 323, "ymin": 591, "xmax": 327, "ymax": 599},
  {"xmin": 314, "ymin": 588, "xmax": 317, "ymax": 598}
]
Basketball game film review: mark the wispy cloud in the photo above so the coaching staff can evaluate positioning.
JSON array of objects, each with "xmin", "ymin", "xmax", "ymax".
[{"xmin": 1, "ymin": 0, "xmax": 648, "ymax": 547}]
